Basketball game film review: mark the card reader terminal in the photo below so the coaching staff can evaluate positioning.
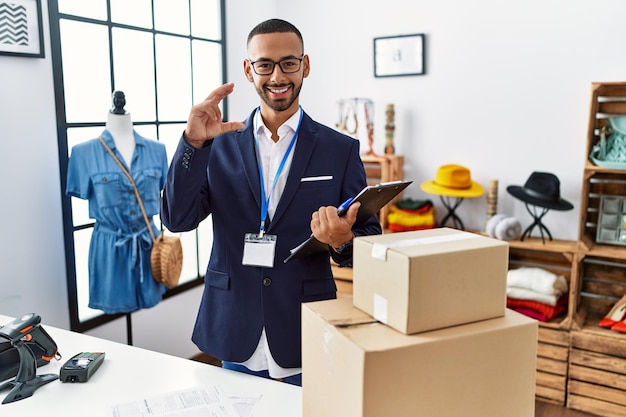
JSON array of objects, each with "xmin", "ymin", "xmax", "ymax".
[{"xmin": 60, "ymin": 352, "xmax": 105, "ymax": 382}]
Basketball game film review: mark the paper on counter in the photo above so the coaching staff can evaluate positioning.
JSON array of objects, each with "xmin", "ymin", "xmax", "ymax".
[{"xmin": 109, "ymin": 385, "xmax": 261, "ymax": 417}]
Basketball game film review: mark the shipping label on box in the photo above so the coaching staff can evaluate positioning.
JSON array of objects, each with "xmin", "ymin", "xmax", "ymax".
[
  {"xmin": 302, "ymin": 297, "xmax": 538, "ymax": 417},
  {"xmin": 353, "ymin": 227, "xmax": 508, "ymax": 334}
]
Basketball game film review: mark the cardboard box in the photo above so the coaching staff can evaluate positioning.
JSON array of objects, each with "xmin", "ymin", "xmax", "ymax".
[
  {"xmin": 353, "ymin": 227, "xmax": 508, "ymax": 334},
  {"xmin": 302, "ymin": 297, "xmax": 538, "ymax": 417}
]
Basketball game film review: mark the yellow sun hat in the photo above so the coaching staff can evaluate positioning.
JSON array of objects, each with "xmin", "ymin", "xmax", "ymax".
[{"xmin": 420, "ymin": 164, "xmax": 485, "ymax": 198}]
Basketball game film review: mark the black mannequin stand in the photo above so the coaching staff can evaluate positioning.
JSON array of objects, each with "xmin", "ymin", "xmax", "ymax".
[
  {"xmin": 438, "ymin": 195, "xmax": 465, "ymax": 230},
  {"xmin": 520, "ymin": 203, "xmax": 553, "ymax": 244},
  {"xmin": 0, "ymin": 339, "xmax": 58, "ymax": 404}
]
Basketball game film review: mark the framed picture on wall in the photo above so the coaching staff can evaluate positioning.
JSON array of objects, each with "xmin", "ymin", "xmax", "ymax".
[
  {"xmin": 0, "ymin": 0, "xmax": 44, "ymax": 58},
  {"xmin": 374, "ymin": 34, "xmax": 425, "ymax": 78}
]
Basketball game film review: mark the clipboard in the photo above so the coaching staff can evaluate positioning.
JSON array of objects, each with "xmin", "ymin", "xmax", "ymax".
[{"xmin": 284, "ymin": 180, "xmax": 413, "ymax": 263}]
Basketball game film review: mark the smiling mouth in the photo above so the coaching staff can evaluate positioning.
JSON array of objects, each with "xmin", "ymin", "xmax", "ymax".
[{"xmin": 267, "ymin": 85, "xmax": 290, "ymax": 95}]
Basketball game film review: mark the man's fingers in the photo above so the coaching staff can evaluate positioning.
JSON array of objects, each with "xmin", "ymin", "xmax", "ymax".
[
  {"xmin": 316, "ymin": 203, "xmax": 359, "ymax": 228},
  {"xmin": 198, "ymin": 83, "xmax": 236, "ymax": 121},
  {"xmin": 205, "ymin": 82, "xmax": 235, "ymax": 102},
  {"xmin": 344, "ymin": 202, "xmax": 360, "ymax": 224},
  {"xmin": 222, "ymin": 121, "xmax": 246, "ymax": 134}
]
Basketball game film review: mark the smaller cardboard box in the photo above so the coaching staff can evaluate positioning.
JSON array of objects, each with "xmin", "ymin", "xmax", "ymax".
[
  {"xmin": 353, "ymin": 227, "xmax": 508, "ymax": 334},
  {"xmin": 302, "ymin": 297, "xmax": 538, "ymax": 417}
]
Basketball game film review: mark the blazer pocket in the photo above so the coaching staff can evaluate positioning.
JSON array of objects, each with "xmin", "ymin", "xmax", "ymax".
[
  {"xmin": 301, "ymin": 175, "xmax": 333, "ymax": 182},
  {"xmin": 298, "ymin": 176, "xmax": 334, "ymax": 189},
  {"xmin": 206, "ymin": 269, "xmax": 230, "ymax": 290}
]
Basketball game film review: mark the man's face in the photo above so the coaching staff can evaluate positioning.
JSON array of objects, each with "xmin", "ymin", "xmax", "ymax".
[{"xmin": 244, "ymin": 32, "xmax": 310, "ymax": 113}]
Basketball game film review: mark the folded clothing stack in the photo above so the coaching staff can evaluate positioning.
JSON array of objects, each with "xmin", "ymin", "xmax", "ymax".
[
  {"xmin": 506, "ymin": 267, "xmax": 568, "ymax": 322},
  {"xmin": 386, "ymin": 199, "xmax": 436, "ymax": 232}
]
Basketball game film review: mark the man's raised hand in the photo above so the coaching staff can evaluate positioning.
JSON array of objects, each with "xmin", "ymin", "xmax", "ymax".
[{"xmin": 184, "ymin": 82, "xmax": 246, "ymax": 148}]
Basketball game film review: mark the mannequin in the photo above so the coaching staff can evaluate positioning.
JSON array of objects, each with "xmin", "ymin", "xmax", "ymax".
[
  {"xmin": 106, "ymin": 91, "xmax": 135, "ymax": 166},
  {"xmin": 65, "ymin": 92, "xmax": 169, "ymax": 316}
]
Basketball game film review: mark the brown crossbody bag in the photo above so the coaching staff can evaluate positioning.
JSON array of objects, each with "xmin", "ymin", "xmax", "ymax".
[{"xmin": 99, "ymin": 136, "xmax": 182, "ymax": 288}]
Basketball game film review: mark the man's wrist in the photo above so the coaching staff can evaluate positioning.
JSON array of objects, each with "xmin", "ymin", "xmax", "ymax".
[
  {"xmin": 183, "ymin": 131, "xmax": 212, "ymax": 149},
  {"xmin": 332, "ymin": 232, "xmax": 355, "ymax": 253}
]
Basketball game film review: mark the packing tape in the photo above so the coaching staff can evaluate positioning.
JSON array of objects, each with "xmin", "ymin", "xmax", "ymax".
[
  {"xmin": 373, "ymin": 293, "xmax": 388, "ymax": 324},
  {"xmin": 371, "ymin": 232, "xmax": 480, "ymax": 261}
]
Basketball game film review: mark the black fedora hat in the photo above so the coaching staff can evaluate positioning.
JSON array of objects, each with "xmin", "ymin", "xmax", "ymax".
[{"xmin": 507, "ymin": 172, "xmax": 573, "ymax": 211}]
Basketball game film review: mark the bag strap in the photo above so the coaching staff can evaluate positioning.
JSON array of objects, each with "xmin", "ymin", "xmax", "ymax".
[{"xmin": 98, "ymin": 136, "xmax": 157, "ymax": 243}]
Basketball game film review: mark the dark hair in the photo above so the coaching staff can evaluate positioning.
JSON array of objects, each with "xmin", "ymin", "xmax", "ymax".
[{"xmin": 247, "ymin": 18, "xmax": 304, "ymax": 51}]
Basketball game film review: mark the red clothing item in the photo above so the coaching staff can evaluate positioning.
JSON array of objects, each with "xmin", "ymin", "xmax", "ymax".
[
  {"xmin": 387, "ymin": 224, "xmax": 435, "ymax": 232},
  {"xmin": 506, "ymin": 294, "xmax": 567, "ymax": 322}
]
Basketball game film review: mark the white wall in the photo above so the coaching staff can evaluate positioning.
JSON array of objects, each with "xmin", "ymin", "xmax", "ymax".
[
  {"xmin": 0, "ymin": 1, "xmax": 68, "ymax": 327},
  {"xmin": 1, "ymin": 0, "xmax": 625, "ymax": 356},
  {"xmin": 227, "ymin": 0, "xmax": 626, "ymax": 238}
]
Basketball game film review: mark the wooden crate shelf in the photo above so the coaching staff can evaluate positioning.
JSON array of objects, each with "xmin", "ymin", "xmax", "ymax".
[
  {"xmin": 507, "ymin": 238, "xmax": 578, "ymax": 330},
  {"xmin": 360, "ymin": 154, "xmax": 404, "ymax": 229},
  {"xmin": 572, "ymin": 254, "xmax": 626, "ymax": 330},
  {"xmin": 579, "ymin": 172, "xmax": 626, "ymax": 258},
  {"xmin": 536, "ymin": 327, "xmax": 570, "ymax": 405},
  {"xmin": 565, "ymin": 82, "xmax": 626, "ymax": 417},
  {"xmin": 565, "ymin": 254, "xmax": 626, "ymax": 416},
  {"xmin": 578, "ymin": 82, "xmax": 626, "ymax": 258},
  {"xmin": 506, "ymin": 238, "xmax": 577, "ymax": 405},
  {"xmin": 568, "ymin": 318, "xmax": 626, "ymax": 416}
]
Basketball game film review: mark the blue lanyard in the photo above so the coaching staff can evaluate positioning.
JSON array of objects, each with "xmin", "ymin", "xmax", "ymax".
[{"xmin": 254, "ymin": 106, "xmax": 303, "ymax": 236}]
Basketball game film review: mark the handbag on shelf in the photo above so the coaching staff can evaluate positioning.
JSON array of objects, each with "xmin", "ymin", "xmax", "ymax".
[
  {"xmin": 99, "ymin": 136, "xmax": 183, "ymax": 288},
  {"xmin": 590, "ymin": 116, "xmax": 626, "ymax": 169}
]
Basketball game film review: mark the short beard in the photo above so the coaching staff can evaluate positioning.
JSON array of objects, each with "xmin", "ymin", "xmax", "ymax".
[{"xmin": 256, "ymin": 82, "xmax": 303, "ymax": 112}]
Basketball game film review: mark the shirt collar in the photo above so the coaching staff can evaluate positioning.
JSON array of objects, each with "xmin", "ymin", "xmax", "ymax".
[
  {"xmin": 255, "ymin": 107, "xmax": 303, "ymax": 142},
  {"xmin": 102, "ymin": 129, "xmax": 145, "ymax": 148}
]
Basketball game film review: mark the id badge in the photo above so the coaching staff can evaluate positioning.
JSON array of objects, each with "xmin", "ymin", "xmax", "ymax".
[{"xmin": 242, "ymin": 233, "xmax": 277, "ymax": 268}]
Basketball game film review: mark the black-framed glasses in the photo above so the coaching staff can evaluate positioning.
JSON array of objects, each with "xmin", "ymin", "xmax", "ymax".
[{"xmin": 248, "ymin": 56, "xmax": 304, "ymax": 75}]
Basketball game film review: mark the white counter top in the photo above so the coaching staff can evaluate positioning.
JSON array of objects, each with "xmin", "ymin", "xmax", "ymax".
[{"xmin": 0, "ymin": 314, "xmax": 302, "ymax": 416}]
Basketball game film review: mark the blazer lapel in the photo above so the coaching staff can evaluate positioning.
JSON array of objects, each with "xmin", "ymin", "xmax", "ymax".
[{"xmin": 237, "ymin": 112, "xmax": 262, "ymax": 211}]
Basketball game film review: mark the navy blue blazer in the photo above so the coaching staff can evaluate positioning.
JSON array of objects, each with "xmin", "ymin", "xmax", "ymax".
[{"xmin": 161, "ymin": 110, "xmax": 382, "ymax": 368}]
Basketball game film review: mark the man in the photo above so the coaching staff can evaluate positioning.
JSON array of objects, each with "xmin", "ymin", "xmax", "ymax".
[{"xmin": 161, "ymin": 18, "xmax": 381, "ymax": 386}]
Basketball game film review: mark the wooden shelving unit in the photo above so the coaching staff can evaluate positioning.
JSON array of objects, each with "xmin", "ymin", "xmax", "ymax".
[
  {"xmin": 507, "ymin": 238, "xmax": 579, "ymax": 331},
  {"xmin": 566, "ymin": 82, "xmax": 626, "ymax": 417},
  {"xmin": 482, "ymin": 83, "xmax": 626, "ymax": 414},
  {"xmin": 499, "ymin": 83, "xmax": 626, "ymax": 415},
  {"xmin": 360, "ymin": 154, "xmax": 404, "ymax": 229},
  {"xmin": 507, "ymin": 238, "xmax": 578, "ymax": 406}
]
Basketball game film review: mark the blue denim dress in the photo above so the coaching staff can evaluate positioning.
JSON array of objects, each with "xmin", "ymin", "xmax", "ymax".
[{"xmin": 66, "ymin": 131, "xmax": 169, "ymax": 314}]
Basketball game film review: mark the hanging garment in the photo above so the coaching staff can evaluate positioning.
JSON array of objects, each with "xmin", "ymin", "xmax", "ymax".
[{"xmin": 66, "ymin": 130, "xmax": 169, "ymax": 314}]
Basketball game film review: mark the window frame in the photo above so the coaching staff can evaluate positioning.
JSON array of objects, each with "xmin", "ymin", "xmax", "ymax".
[{"xmin": 49, "ymin": 0, "xmax": 227, "ymax": 333}]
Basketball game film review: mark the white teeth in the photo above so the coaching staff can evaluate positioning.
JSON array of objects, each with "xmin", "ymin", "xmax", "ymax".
[{"xmin": 270, "ymin": 87, "xmax": 288, "ymax": 94}]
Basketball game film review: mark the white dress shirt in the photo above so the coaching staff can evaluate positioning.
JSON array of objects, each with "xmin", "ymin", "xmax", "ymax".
[{"xmin": 238, "ymin": 107, "xmax": 302, "ymax": 378}]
